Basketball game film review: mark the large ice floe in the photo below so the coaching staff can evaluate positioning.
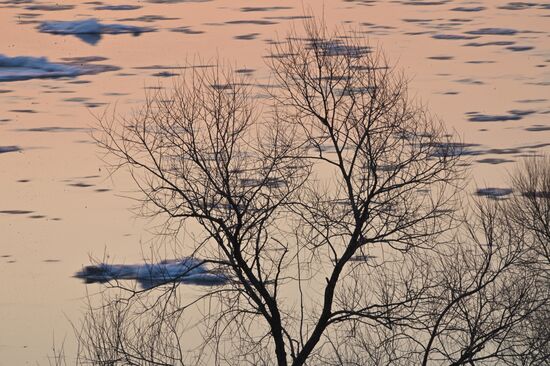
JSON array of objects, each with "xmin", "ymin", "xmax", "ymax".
[
  {"xmin": 38, "ymin": 18, "xmax": 155, "ymax": 45},
  {"xmin": 74, "ymin": 257, "xmax": 230, "ymax": 289},
  {"xmin": 0, "ymin": 54, "xmax": 119, "ymax": 82},
  {"xmin": 0, "ymin": 54, "xmax": 81, "ymax": 81}
]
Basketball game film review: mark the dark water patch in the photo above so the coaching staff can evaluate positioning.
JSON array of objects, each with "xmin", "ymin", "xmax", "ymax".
[
  {"xmin": 430, "ymin": 142, "xmax": 482, "ymax": 157},
  {"xmin": 476, "ymin": 158, "xmax": 515, "ymax": 164},
  {"xmin": 95, "ymin": 188, "xmax": 111, "ymax": 192},
  {"xmin": 523, "ymin": 191, "xmax": 550, "ymax": 198},
  {"xmin": 10, "ymin": 109, "xmax": 36, "ymax": 113},
  {"xmin": 152, "ymin": 71, "xmax": 178, "ymax": 77},
  {"xmin": 440, "ymin": 91, "xmax": 459, "ymax": 95},
  {"xmin": 103, "ymin": 92, "xmax": 129, "ymax": 96},
  {"xmin": 17, "ymin": 12, "xmax": 40, "ymax": 18},
  {"xmin": 119, "ymin": 15, "xmax": 179, "ymax": 22},
  {"xmin": 506, "ymin": 45, "xmax": 534, "ymax": 52},
  {"xmin": 61, "ymin": 56, "xmax": 109, "ymax": 63},
  {"xmin": 466, "ymin": 28, "xmax": 519, "ymax": 36},
  {"xmin": 0, "ymin": 210, "xmax": 33, "ymax": 215},
  {"xmin": 68, "ymin": 182, "xmax": 94, "ymax": 188},
  {"xmin": 235, "ymin": 68, "xmax": 255, "ymax": 74},
  {"xmin": 225, "ymin": 19, "xmax": 278, "ymax": 26},
  {"xmin": 433, "ymin": 34, "xmax": 479, "ymax": 40},
  {"xmin": 0, "ymin": 118, "xmax": 11, "ymax": 123},
  {"xmin": 64, "ymin": 97, "xmax": 90, "ymax": 102},
  {"xmin": 508, "ymin": 109, "xmax": 536, "ymax": 116},
  {"xmin": 0, "ymin": 146, "xmax": 22, "ymax": 154},
  {"xmin": 67, "ymin": 80, "xmax": 91, "ymax": 84},
  {"xmin": 428, "ymin": 55, "xmax": 453, "ymax": 60},
  {"xmin": 0, "ymin": 0, "xmax": 34, "ymax": 5},
  {"xmin": 525, "ymin": 125, "xmax": 550, "ymax": 132},
  {"xmin": 451, "ymin": 6, "xmax": 485, "ymax": 12},
  {"xmin": 466, "ymin": 60, "xmax": 495, "ymax": 64},
  {"xmin": 305, "ymin": 39, "xmax": 372, "ymax": 57},
  {"xmin": 401, "ymin": 18, "xmax": 438, "ymax": 23},
  {"xmin": 366, "ymin": 24, "xmax": 396, "ymax": 30},
  {"xmin": 0, "ymin": 89, "xmax": 12, "ymax": 93},
  {"xmin": 170, "ymin": 26, "xmax": 204, "ymax": 34},
  {"xmin": 475, "ymin": 188, "xmax": 513, "ymax": 198},
  {"xmin": 456, "ymin": 78, "xmax": 484, "ymax": 85},
  {"xmin": 516, "ymin": 98, "xmax": 547, "ymax": 103},
  {"xmin": 468, "ymin": 113, "xmax": 522, "ymax": 122},
  {"xmin": 43, "ymin": 90, "xmax": 75, "ymax": 94},
  {"xmin": 29, "ymin": 215, "xmax": 46, "ymax": 219},
  {"xmin": 498, "ymin": 2, "xmax": 545, "ymax": 10},
  {"xmin": 147, "ymin": 0, "xmax": 213, "ymax": 3},
  {"xmin": 25, "ymin": 4, "xmax": 74, "ymax": 11},
  {"xmin": 135, "ymin": 64, "xmax": 213, "ymax": 70},
  {"xmin": 51, "ymin": 217, "xmax": 62, "ymax": 221},
  {"xmin": 240, "ymin": 6, "xmax": 292, "ymax": 12},
  {"xmin": 86, "ymin": 102, "xmax": 106, "ymax": 108},
  {"xmin": 464, "ymin": 41, "xmax": 516, "ymax": 48},
  {"xmin": 263, "ymin": 15, "xmax": 312, "ymax": 20},
  {"xmin": 95, "ymin": 4, "xmax": 142, "ymax": 11},
  {"xmin": 521, "ymin": 142, "xmax": 550, "ymax": 150},
  {"xmin": 234, "ymin": 32, "xmax": 260, "ymax": 40},
  {"xmin": 400, "ymin": 1, "xmax": 450, "ymax": 5},
  {"xmin": 349, "ymin": 255, "xmax": 377, "ymax": 262},
  {"xmin": 15, "ymin": 126, "xmax": 89, "ymax": 133},
  {"xmin": 43, "ymin": 259, "xmax": 61, "ymax": 262},
  {"xmin": 485, "ymin": 148, "xmax": 523, "ymax": 155},
  {"xmin": 17, "ymin": 179, "xmax": 30, "ymax": 183}
]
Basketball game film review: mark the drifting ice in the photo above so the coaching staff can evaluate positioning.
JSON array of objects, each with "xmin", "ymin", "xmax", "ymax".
[
  {"xmin": 75, "ymin": 257, "xmax": 230, "ymax": 289},
  {"xmin": 0, "ymin": 54, "xmax": 82, "ymax": 81},
  {"xmin": 39, "ymin": 18, "xmax": 155, "ymax": 45}
]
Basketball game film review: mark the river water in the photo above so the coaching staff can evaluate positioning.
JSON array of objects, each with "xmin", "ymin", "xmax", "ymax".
[{"xmin": 0, "ymin": 0, "xmax": 549, "ymax": 364}]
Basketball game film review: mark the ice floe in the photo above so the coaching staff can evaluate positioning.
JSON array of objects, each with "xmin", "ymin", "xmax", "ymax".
[
  {"xmin": 75, "ymin": 257, "xmax": 230, "ymax": 289},
  {"xmin": 0, "ymin": 54, "xmax": 119, "ymax": 82},
  {"xmin": 38, "ymin": 18, "xmax": 155, "ymax": 45},
  {"xmin": 0, "ymin": 54, "xmax": 81, "ymax": 81}
]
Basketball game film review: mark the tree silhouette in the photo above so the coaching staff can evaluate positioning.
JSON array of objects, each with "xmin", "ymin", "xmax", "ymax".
[{"xmin": 70, "ymin": 19, "xmax": 549, "ymax": 366}]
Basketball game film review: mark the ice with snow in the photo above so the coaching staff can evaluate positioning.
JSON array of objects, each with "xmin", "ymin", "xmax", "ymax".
[
  {"xmin": 0, "ymin": 54, "xmax": 82, "ymax": 82},
  {"xmin": 38, "ymin": 18, "xmax": 155, "ymax": 45},
  {"xmin": 74, "ymin": 257, "xmax": 230, "ymax": 289}
]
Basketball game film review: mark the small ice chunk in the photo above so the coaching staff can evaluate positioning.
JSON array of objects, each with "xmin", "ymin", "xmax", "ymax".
[{"xmin": 38, "ymin": 18, "xmax": 155, "ymax": 45}]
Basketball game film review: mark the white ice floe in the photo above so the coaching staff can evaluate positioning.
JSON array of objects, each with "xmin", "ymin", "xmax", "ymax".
[
  {"xmin": 0, "ymin": 54, "xmax": 82, "ymax": 82},
  {"xmin": 74, "ymin": 257, "xmax": 230, "ymax": 289},
  {"xmin": 38, "ymin": 18, "xmax": 155, "ymax": 45}
]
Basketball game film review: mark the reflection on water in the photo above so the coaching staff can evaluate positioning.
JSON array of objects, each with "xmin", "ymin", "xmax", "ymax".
[{"xmin": 0, "ymin": 0, "xmax": 549, "ymax": 364}]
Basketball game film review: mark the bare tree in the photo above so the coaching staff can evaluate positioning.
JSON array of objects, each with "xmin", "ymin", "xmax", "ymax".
[{"xmin": 71, "ymin": 19, "xmax": 548, "ymax": 366}]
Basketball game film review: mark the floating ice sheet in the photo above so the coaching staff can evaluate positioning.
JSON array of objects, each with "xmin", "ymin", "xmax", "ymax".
[
  {"xmin": 38, "ymin": 18, "xmax": 155, "ymax": 45},
  {"xmin": 0, "ymin": 55, "xmax": 81, "ymax": 81},
  {"xmin": 0, "ymin": 54, "xmax": 119, "ymax": 81},
  {"xmin": 75, "ymin": 257, "xmax": 230, "ymax": 289}
]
